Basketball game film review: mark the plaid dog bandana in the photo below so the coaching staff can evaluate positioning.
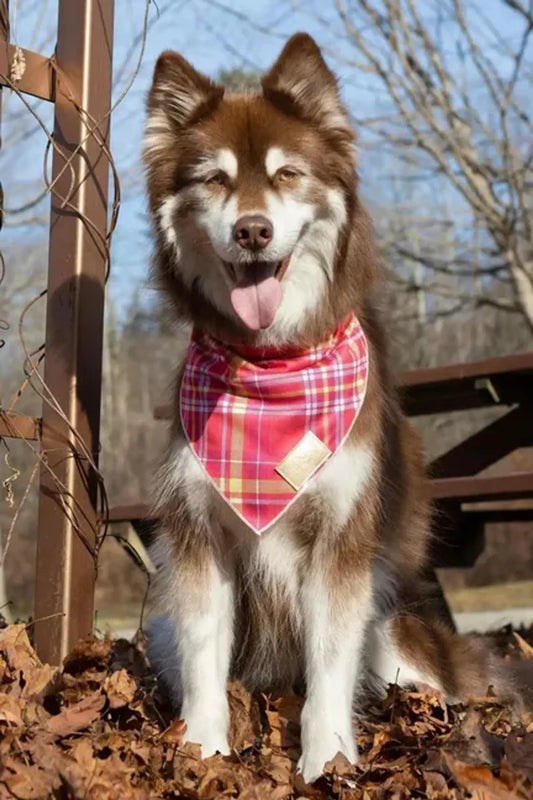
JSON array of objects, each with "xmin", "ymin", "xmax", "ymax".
[{"xmin": 180, "ymin": 313, "xmax": 369, "ymax": 534}]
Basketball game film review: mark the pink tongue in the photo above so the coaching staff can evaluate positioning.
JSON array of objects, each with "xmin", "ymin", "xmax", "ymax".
[{"xmin": 231, "ymin": 275, "xmax": 282, "ymax": 330}]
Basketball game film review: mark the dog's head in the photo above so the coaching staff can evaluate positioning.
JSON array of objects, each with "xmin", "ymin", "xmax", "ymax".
[{"xmin": 144, "ymin": 34, "xmax": 373, "ymax": 344}]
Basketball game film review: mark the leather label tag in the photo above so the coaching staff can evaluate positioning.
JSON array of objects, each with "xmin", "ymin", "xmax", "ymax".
[{"xmin": 275, "ymin": 431, "xmax": 332, "ymax": 491}]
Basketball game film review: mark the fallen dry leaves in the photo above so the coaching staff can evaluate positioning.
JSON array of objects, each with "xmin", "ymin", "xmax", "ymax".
[{"xmin": 0, "ymin": 622, "xmax": 532, "ymax": 799}]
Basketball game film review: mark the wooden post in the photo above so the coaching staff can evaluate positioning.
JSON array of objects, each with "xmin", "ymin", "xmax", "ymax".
[{"xmin": 33, "ymin": 0, "xmax": 114, "ymax": 664}]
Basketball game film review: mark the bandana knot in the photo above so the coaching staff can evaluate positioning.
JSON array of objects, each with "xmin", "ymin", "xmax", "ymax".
[{"xmin": 180, "ymin": 313, "xmax": 369, "ymax": 533}]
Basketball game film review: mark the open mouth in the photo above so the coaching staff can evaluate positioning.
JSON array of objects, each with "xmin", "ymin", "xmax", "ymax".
[{"xmin": 223, "ymin": 255, "xmax": 291, "ymax": 331}]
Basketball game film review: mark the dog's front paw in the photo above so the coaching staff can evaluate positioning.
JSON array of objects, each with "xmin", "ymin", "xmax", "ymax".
[
  {"xmin": 183, "ymin": 713, "xmax": 230, "ymax": 758},
  {"xmin": 298, "ymin": 721, "xmax": 358, "ymax": 783}
]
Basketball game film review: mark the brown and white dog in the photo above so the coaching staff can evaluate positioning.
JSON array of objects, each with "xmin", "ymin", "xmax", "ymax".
[{"xmin": 144, "ymin": 34, "xmax": 509, "ymax": 783}]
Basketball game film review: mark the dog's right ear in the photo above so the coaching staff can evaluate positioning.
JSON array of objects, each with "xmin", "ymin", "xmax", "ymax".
[
  {"xmin": 144, "ymin": 51, "xmax": 224, "ymax": 160},
  {"xmin": 262, "ymin": 33, "xmax": 351, "ymax": 138}
]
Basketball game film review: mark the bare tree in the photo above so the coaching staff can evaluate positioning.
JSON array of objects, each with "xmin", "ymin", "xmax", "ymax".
[{"xmin": 329, "ymin": 0, "xmax": 533, "ymax": 328}]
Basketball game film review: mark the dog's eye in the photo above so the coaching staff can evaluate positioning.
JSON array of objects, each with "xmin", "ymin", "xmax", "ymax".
[
  {"xmin": 205, "ymin": 171, "xmax": 228, "ymax": 187},
  {"xmin": 276, "ymin": 167, "xmax": 300, "ymax": 183}
]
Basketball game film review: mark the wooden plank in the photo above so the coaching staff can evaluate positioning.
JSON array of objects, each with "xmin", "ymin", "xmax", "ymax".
[
  {"xmin": 462, "ymin": 508, "xmax": 533, "ymax": 524},
  {"xmin": 399, "ymin": 352, "xmax": 533, "ymax": 416},
  {"xmin": 398, "ymin": 350, "xmax": 533, "ymax": 386},
  {"xmin": 399, "ymin": 351, "xmax": 533, "ymax": 388},
  {"xmin": 0, "ymin": 43, "xmax": 54, "ymax": 101},
  {"xmin": 0, "ymin": 410, "xmax": 40, "ymax": 440},
  {"xmin": 429, "ymin": 406, "xmax": 531, "ymax": 479},
  {"xmin": 430, "ymin": 472, "xmax": 533, "ymax": 503}
]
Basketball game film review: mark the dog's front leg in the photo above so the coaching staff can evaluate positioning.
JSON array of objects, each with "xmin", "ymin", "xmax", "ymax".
[
  {"xmin": 298, "ymin": 567, "xmax": 373, "ymax": 783},
  {"xmin": 161, "ymin": 534, "xmax": 235, "ymax": 758}
]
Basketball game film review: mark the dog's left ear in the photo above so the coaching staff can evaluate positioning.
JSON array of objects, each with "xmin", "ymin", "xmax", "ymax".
[
  {"xmin": 144, "ymin": 51, "xmax": 224, "ymax": 168},
  {"xmin": 262, "ymin": 33, "xmax": 351, "ymax": 135}
]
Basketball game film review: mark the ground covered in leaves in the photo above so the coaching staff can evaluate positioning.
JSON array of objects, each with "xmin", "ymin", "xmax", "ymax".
[{"xmin": 0, "ymin": 624, "xmax": 532, "ymax": 799}]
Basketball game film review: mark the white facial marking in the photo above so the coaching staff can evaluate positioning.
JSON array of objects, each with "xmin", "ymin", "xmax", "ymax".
[
  {"xmin": 265, "ymin": 146, "xmax": 311, "ymax": 179},
  {"xmin": 266, "ymin": 186, "xmax": 347, "ymax": 341},
  {"xmin": 264, "ymin": 189, "xmax": 315, "ymax": 259},
  {"xmin": 156, "ymin": 189, "xmax": 239, "ymax": 317},
  {"xmin": 191, "ymin": 148, "xmax": 238, "ymax": 182},
  {"xmin": 265, "ymin": 146, "xmax": 288, "ymax": 177},
  {"xmin": 157, "ymin": 195, "xmax": 181, "ymax": 256},
  {"xmin": 217, "ymin": 148, "xmax": 238, "ymax": 181},
  {"xmin": 197, "ymin": 192, "xmax": 239, "ymax": 268}
]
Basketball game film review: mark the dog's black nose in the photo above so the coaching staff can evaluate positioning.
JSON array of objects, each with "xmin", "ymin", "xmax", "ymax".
[{"xmin": 233, "ymin": 215, "xmax": 273, "ymax": 251}]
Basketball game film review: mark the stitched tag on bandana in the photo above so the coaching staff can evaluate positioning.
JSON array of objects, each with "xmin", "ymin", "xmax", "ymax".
[
  {"xmin": 275, "ymin": 431, "xmax": 332, "ymax": 490},
  {"xmin": 180, "ymin": 313, "xmax": 369, "ymax": 534}
]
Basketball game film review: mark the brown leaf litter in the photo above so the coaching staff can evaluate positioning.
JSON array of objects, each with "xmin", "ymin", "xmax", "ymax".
[{"xmin": 0, "ymin": 622, "xmax": 532, "ymax": 799}]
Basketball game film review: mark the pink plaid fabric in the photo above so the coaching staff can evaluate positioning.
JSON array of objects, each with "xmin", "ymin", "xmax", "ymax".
[{"xmin": 180, "ymin": 313, "xmax": 369, "ymax": 534}]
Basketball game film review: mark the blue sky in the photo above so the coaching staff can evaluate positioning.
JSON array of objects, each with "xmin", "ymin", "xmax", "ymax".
[{"xmin": 2, "ymin": 0, "xmax": 528, "ymax": 319}]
